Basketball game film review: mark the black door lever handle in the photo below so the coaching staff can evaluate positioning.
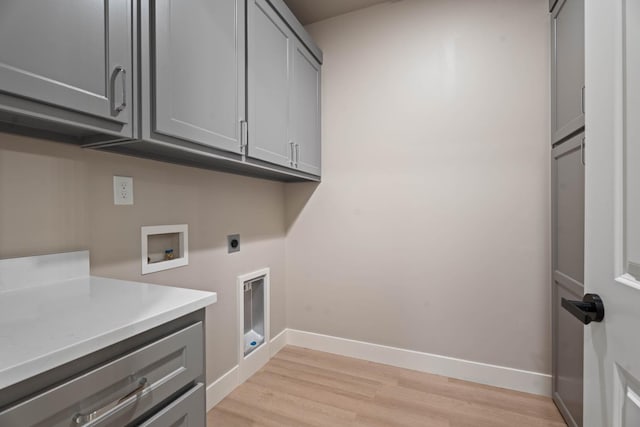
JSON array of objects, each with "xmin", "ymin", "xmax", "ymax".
[{"xmin": 561, "ymin": 293, "xmax": 605, "ymax": 325}]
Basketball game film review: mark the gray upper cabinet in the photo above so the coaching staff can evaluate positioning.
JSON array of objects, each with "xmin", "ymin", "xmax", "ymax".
[
  {"xmin": 0, "ymin": 0, "xmax": 322, "ymax": 181},
  {"xmin": 149, "ymin": 0, "xmax": 245, "ymax": 154},
  {"xmin": 551, "ymin": 0, "xmax": 585, "ymax": 144},
  {"xmin": 0, "ymin": 0, "xmax": 133, "ymax": 139},
  {"xmin": 248, "ymin": 0, "xmax": 322, "ymax": 176},
  {"xmin": 247, "ymin": 0, "xmax": 295, "ymax": 168},
  {"xmin": 292, "ymin": 41, "xmax": 322, "ymax": 176}
]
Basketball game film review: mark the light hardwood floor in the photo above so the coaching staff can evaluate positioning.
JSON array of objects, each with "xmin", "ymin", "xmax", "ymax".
[{"xmin": 207, "ymin": 346, "xmax": 567, "ymax": 427}]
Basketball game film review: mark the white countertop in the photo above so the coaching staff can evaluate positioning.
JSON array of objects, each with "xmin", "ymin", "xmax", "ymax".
[{"xmin": 0, "ymin": 276, "xmax": 217, "ymax": 390}]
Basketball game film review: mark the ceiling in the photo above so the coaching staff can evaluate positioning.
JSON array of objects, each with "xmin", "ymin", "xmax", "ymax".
[{"xmin": 282, "ymin": 0, "xmax": 393, "ymax": 25}]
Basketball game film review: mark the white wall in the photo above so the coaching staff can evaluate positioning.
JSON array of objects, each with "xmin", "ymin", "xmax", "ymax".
[
  {"xmin": 0, "ymin": 133, "xmax": 287, "ymax": 384},
  {"xmin": 285, "ymin": 0, "xmax": 551, "ymax": 374}
]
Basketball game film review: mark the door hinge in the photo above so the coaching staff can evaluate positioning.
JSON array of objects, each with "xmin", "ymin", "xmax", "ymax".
[{"xmin": 240, "ymin": 120, "xmax": 248, "ymax": 153}]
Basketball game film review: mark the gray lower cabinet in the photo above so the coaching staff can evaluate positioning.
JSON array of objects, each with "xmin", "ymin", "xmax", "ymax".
[
  {"xmin": 145, "ymin": 0, "xmax": 245, "ymax": 154},
  {"xmin": 0, "ymin": 314, "xmax": 206, "ymax": 427},
  {"xmin": 0, "ymin": 0, "xmax": 133, "ymax": 141},
  {"xmin": 140, "ymin": 383, "xmax": 205, "ymax": 427},
  {"xmin": 552, "ymin": 133, "xmax": 585, "ymax": 427},
  {"xmin": 551, "ymin": 0, "xmax": 585, "ymax": 144},
  {"xmin": 248, "ymin": 0, "xmax": 322, "ymax": 176}
]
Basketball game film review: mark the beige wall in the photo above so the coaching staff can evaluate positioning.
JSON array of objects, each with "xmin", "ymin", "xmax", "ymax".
[
  {"xmin": 285, "ymin": 0, "xmax": 551, "ymax": 373},
  {"xmin": 0, "ymin": 133, "xmax": 287, "ymax": 383}
]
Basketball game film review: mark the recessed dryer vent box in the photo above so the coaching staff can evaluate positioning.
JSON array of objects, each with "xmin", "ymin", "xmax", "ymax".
[
  {"xmin": 141, "ymin": 224, "xmax": 188, "ymax": 274},
  {"xmin": 237, "ymin": 268, "xmax": 270, "ymax": 383},
  {"xmin": 243, "ymin": 278, "xmax": 265, "ymax": 357}
]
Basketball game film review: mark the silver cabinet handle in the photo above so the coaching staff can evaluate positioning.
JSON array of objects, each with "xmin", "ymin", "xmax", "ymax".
[
  {"xmin": 581, "ymin": 85, "xmax": 585, "ymax": 114},
  {"xmin": 289, "ymin": 141, "xmax": 295, "ymax": 166},
  {"xmin": 73, "ymin": 377, "xmax": 147, "ymax": 425},
  {"xmin": 240, "ymin": 120, "xmax": 248, "ymax": 153},
  {"xmin": 112, "ymin": 66, "xmax": 127, "ymax": 114},
  {"xmin": 295, "ymin": 143, "xmax": 300, "ymax": 168},
  {"xmin": 581, "ymin": 137, "xmax": 586, "ymax": 166}
]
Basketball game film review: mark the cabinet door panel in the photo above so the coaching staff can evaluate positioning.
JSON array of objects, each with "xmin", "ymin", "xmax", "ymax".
[
  {"xmin": 551, "ymin": 0, "xmax": 585, "ymax": 143},
  {"xmin": 553, "ymin": 279, "xmax": 584, "ymax": 427},
  {"xmin": 247, "ymin": 0, "xmax": 292, "ymax": 167},
  {"xmin": 0, "ymin": 0, "xmax": 131, "ymax": 125},
  {"xmin": 551, "ymin": 133, "xmax": 585, "ymax": 427},
  {"xmin": 153, "ymin": 0, "xmax": 244, "ymax": 153},
  {"xmin": 292, "ymin": 42, "xmax": 321, "ymax": 176},
  {"xmin": 553, "ymin": 136, "xmax": 585, "ymax": 283}
]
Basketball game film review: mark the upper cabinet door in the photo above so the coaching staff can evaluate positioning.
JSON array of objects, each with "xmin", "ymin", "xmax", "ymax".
[
  {"xmin": 292, "ymin": 41, "xmax": 321, "ymax": 176},
  {"xmin": 0, "ymin": 0, "xmax": 132, "ymax": 126},
  {"xmin": 247, "ymin": 0, "xmax": 294, "ymax": 168},
  {"xmin": 153, "ymin": 0, "xmax": 245, "ymax": 154},
  {"xmin": 551, "ymin": 0, "xmax": 585, "ymax": 144}
]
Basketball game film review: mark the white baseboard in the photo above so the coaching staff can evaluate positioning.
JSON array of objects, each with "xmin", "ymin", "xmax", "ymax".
[
  {"xmin": 206, "ymin": 328, "xmax": 552, "ymax": 410},
  {"xmin": 270, "ymin": 328, "xmax": 288, "ymax": 357},
  {"xmin": 206, "ymin": 365, "xmax": 239, "ymax": 411},
  {"xmin": 286, "ymin": 329, "xmax": 552, "ymax": 397},
  {"xmin": 206, "ymin": 328, "xmax": 289, "ymax": 410}
]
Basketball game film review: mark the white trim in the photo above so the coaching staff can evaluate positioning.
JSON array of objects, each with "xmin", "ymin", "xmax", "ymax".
[
  {"xmin": 286, "ymin": 329, "xmax": 552, "ymax": 397},
  {"xmin": 205, "ymin": 328, "xmax": 552, "ymax": 410},
  {"xmin": 141, "ymin": 224, "xmax": 188, "ymax": 274},
  {"xmin": 206, "ymin": 366, "xmax": 239, "ymax": 411},
  {"xmin": 270, "ymin": 328, "xmax": 288, "ymax": 357}
]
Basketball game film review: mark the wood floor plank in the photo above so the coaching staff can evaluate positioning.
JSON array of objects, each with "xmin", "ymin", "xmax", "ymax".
[
  {"xmin": 275, "ymin": 346, "xmax": 403, "ymax": 386},
  {"xmin": 397, "ymin": 374, "xmax": 562, "ymax": 421},
  {"xmin": 249, "ymin": 370, "xmax": 376, "ymax": 410},
  {"xmin": 207, "ymin": 407, "xmax": 254, "ymax": 427},
  {"xmin": 264, "ymin": 358, "xmax": 380, "ymax": 398},
  {"xmin": 207, "ymin": 345, "xmax": 567, "ymax": 427},
  {"xmin": 374, "ymin": 383, "xmax": 566, "ymax": 427}
]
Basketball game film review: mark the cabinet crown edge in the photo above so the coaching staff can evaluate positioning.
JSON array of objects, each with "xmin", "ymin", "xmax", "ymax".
[{"xmin": 266, "ymin": 0, "xmax": 323, "ymax": 64}]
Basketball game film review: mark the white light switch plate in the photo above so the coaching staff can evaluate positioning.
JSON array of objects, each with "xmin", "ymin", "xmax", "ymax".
[{"xmin": 113, "ymin": 176, "xmax": 134, "ymax": 205}]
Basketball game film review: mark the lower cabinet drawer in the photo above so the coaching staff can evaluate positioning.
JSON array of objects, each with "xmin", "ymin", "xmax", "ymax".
[
  {"xmin": 140, "ymin": 383, "xmax": 205, "ymax": 427},
  {"xmin": 0, "ymin": 322, "xmax": 204, "ymax": 427}
]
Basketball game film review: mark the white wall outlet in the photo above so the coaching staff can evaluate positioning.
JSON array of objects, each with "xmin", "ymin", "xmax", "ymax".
[{"xmin": 113, "ymin": 176, "xmax": 134, "ymax": 205}]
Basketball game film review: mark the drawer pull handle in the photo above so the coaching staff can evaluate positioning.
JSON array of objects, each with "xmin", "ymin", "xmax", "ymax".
[{"xmin": 73, "ymin": 377, "xmax": 148, "ymax": 425}]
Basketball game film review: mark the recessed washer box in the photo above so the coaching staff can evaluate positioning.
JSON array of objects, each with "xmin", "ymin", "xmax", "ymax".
[{"xmin": 141, "ymin": 224, "xmax": 188, "ymax": 274}]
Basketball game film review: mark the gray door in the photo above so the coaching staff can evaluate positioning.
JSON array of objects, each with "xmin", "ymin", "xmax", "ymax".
[
  {"xmin": 551, "ymin": 0, "xmax": 585, "ymax": 144},
  {"xmin": 247, "ymin": 0, "xmax": 294, "ymax": 168},
  {"xmin": 0, "ymin": 0, "xmax": 132, "ymax": 125},
  {"xmin": 153, "ymin": 0, "xmax": 245, "ymax": 154},
  {"xmin": 292, "ymin": 41, "xmax": 321, "ymax": 176},
  {"xmin": 552, "ymin": 133, "xmax": 585, "ymax": 427}
]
